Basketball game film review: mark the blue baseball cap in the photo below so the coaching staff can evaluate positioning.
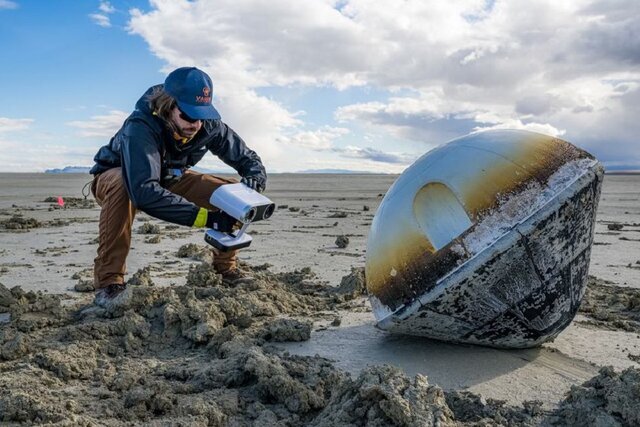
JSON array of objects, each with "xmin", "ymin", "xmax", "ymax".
[{"xmin": 164, "ymin": 67, "xmax": 221, "ymax": 120}]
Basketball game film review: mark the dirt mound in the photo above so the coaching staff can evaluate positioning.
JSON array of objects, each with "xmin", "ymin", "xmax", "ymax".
[
  {"xmin": 578, "ymin": 276, "xmax": 640, "ymax": 332},
  {"xmin": 310, "ymin": 364, "xmax": 456, "ymax": 426},
  {"xmin": 43, "ymin": 196, "xmax": 96, "ymax": 209},
  {"xmin": 176, "ymin": 243, "xmax": 214, "ymax": 263},
  {"xmin": 446, "ymin": 392, "xmax": 544, "ymax": 426},
  {"xmin": 138, "ymin": 222, "xmax": 161, "ymax": 234},
  {"xmin": 0, "ymin": 266, "xmax": 372, "ymax": 425},
  {"xmin": 2, "ymin": 269, "xmax": 637, "ymax": 425},
  {"xmin": 335, "ymin": 266, "xmax": 366, "ymax": 300},
  {"xmin": 555, "ymin": 366, "xmax": 640, "ymax": 426},
  {"xmin": 74, "ymin": 279, "xmax": 94, "ymax": 292},
  {"xmin": 0, "ymin": 215, "xmax": 41, "ymax": 230},
  {"xmin": 126, "ymin": 266, "xmax": 155, "ymax": 287}
]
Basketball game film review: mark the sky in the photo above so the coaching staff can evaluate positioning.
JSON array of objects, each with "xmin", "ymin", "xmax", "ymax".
[{"xmin": 0, "ymin": 0, "xmax": 639, "ymax": 173}]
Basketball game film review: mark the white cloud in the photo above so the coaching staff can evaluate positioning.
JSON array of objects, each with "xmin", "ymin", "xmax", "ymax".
[
  {"xmin": 0, "ymin": 140, "xmax": 96, "ymax": 172},
  {"xmin": 276, "ymin": 126, "xmax": 415, "ymax": 167},
  {"xmin": 207, "ymin": 87, "xmax": 301, "ymax": 167},
  {"xmin": 0, "ymin": 0, "xmax": 18, "ymax": 10},
  {"xmin": 335, "ymin": 92, "xmax": 483, "ymax": 145},
  {"xmin": 90, "ymin": 2, "xmax": 116, "ymax": 27},
  {"xmin": 89, "ymin": 13, "xmax": 111, "ymax": 28},
  {"xmin": 89, "ymin": 1, "xmax": 116, "ymax": 28},
  {"xmin": 0, "ymin": 118, "xmax": 32, "ymax": 171},
  {"xmin": 99, "ymin": 1, "xmax": 115, "ymax": 14},
  {"xmin": 278, "ymin": 126, "xmax": 349, "ymax": 150},
  {"xmin": 0, "ymin": 118, "xmax": 98, "ymax": 172},
  {"xmin": 293, "ymin": 156, "xmax": 408, "ymax": 174},
  {"xmin": 0, "ymin": 117, "xmax": 33, "ymax": 133},
  {"xmin": 124, "ymin": 0, "xmax": 640, "ymax": 171},
  {"xmin": 333, "ymin": 145, "xmax": 414, "ymax": 165},
  {"xmin": 472, "ymin": 118, "xmax": 565, "ymax": 138},
  {"xmin": 66, "ymin": 110, "xmax": 129, "ymax": 138}
]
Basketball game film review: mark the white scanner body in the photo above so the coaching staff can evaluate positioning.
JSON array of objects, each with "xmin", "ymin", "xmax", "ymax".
[{"xmin": 204, "ymin": 183, "xmax": 275, "ymax": 252}]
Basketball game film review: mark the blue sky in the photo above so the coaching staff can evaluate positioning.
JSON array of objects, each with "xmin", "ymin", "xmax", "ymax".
[
  {"xmin": 0, "ymin": 0, "xmax": 639, "ymax": 173},
  {"xmin": 0, "ymin": 0, "xmax": 165, "ymax": 171}
]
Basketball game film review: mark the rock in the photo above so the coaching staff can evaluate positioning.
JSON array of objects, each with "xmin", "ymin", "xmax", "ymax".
[
  {"xmin": 137, "ymin": 222, "xmax": 161, "ymax": 234},
  {"xmin": 186, "ymin": 263, "xmax": 222, "ymax": 287},
  {"xmin": 0, "ymin": 282, "xmax": 16, "ymax": 310},
  {"xmin": 74, "ymin": 280, "xmax": 94, "ymax": 293},
  {"xmin": 145, "ymin": 235, "xmax": 161, "ymax": 244},
  {"xmin": 261, "ymin": 318, "xmax": 312, "ymax": 342},
  {"xmin": 335, "ymin": 267, "xmax": 366, "ymax": 299},
  {"xmin": 328, "ymin": 212, "xmax": 348, "ymax": 218},
  {"xmin": 127, "ymin": 267, "xmax": 155, "ymax": 287},
  {"xmin": 176, "ymin": 243, "xmax": 213, "ymax": 263},
  {"xmin": 335, "ymin": 235, "xmax": 349, "ymax": 248}
]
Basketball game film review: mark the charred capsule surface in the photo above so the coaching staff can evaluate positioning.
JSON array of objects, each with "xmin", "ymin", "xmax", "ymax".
[{"xmin": 366, "ymin": 129, "xmax": 603, "ymax": 348}]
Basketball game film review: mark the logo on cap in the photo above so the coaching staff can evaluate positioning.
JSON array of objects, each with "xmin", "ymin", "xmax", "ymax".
[{"xmin": 196, "ymin": 86, "xmax": 212, "ymax": 104}]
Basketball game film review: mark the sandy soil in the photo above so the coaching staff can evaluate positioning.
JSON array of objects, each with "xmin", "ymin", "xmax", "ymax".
[{"xmin": 1, "ymin": 173, "xmax": 639, "ymax": 425}]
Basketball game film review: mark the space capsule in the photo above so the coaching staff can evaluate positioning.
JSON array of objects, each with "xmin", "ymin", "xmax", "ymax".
[{"xmin": 366, "ymin": 129, "xmax": 604, "ymax": 348}]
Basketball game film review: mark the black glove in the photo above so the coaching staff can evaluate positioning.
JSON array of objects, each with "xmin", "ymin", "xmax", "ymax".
[
  {"xmin": 206, "ymin": 210, "xmax": 237, "ymax": 232},
  {"xmin": 241, "ymin": 176, "xmax": 265, "ymax": 193}
]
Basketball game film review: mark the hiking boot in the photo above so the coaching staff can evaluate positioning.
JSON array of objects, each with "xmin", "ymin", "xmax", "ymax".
[
  {"xmin": 220, "ymin": 268, "xmax": 254, "ymax": 286},
  {"xmin": 94, "ymin": 283, "xmax": 127, "ymax": 307}
]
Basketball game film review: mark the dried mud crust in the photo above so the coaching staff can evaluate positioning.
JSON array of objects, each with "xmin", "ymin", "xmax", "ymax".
[
  {"xmin": 138, "ymin": 222, "xmax": 161, "ymax": 234},
  {"xmin": 176, "ymin": 243, "xmax": 214, "ymax": 263},
  {"xmin": 556, "ymin": 366, "xmax": 640, "ymax": 426},
  {"xmin": 578, "ymin": 275, "xmax": 640, "ymax": 333},
  {"xmin": 1, "ymin": 268, "xmax": 639, "ymax": 426},
  {"xmin": 0, "ymin": 213, "xmax": 95, "ymax": 231},
  {"xmin": 43, "ymin": 196, "xmax": 96, "ymax": 209},
  {"xmin": 0, "ymin": 215, "xmax": 41, "ymax": 230}
]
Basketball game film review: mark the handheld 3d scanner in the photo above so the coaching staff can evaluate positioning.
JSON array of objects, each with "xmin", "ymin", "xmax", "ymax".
[{"xmin": 204, "ymin": 183, "xmax": 275, "ymax": 252}]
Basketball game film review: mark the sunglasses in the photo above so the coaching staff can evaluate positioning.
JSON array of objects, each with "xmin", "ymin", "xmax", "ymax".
[{"xmin": 177, "ymin": 107, "xmax": 201, "ymax": 124}]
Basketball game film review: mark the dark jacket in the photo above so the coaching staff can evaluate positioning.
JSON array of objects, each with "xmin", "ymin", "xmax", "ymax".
[{"xmin": 90, "ymin": 85, "xmax": 266, "ymax": 226}]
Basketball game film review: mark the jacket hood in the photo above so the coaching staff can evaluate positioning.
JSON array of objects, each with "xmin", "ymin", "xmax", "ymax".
[{"xmin": 134, "ymin": 85, "xmax": 161, "ymax": 115}]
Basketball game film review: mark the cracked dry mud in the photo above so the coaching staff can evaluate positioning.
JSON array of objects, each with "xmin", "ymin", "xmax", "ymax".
[
  {"xmin": 1, "ymin": 266, "xmax": 640, "ymax": 426},
  {"xmin": 0, "ymin": 215, "xmax": 41, "ymax": 230},
  {"xmin": 43, "ymin": 196, "xmax": 96, "ymax": 209},
  {"xmin": 578, "ymin": 275, "xmax": 640, "ymax": 333}
]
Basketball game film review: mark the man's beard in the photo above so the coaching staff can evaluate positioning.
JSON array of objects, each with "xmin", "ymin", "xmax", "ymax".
[
  {"xmin": 179, "ymin": 127, "xmax": 198, "ymax": 138},
  {"xmin": 166, "ymin": 120, "xmax": 197, "ymax": 142}
]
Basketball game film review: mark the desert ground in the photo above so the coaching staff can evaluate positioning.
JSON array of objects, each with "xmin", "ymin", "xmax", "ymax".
[{"xmin": 1, "ymin": 172, "xmax": 639, "ymax": 425}]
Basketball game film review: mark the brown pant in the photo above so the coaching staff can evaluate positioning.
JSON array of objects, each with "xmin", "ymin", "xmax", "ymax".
[{"xmin": 92, "ymin": 168, "xmax": 238, "ymax": 289}]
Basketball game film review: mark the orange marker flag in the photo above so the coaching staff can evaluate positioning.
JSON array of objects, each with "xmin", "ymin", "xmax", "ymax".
[{"xmin": 57, "ymin": 196, "xmax": 65, "ymax": 207}]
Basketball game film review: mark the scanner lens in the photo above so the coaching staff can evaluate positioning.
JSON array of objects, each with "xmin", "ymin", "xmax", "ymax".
[
  {"xmin": 262, "ymin": 203, "xmax": 275, "ymax": 220},
  {"xmin": 245, "ymin": 208, "xmax": 257, "ymax": 222}
]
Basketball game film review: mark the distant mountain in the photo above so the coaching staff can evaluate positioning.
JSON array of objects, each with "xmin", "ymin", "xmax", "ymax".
[
  {"xmin": 43, "ymin": 166, "xmax": 390, "ymax": 175},
  {"xmin": 295, "ymin": 168, "xmax": 384, "ymax": 174},
  {"xmin": 45, "ymin": 166, "xmax": 92, "ymax": 174},
  {"xmin": 43, "ymin": 165, "xmax": 230, "ymax": 174},
  {"xmin": 605, "ymin": 170, "xmax": 640, "ymax": 175},
  {"xmin": 191, "ymin": 166, "xmax": 233, "ymax": 174}
]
